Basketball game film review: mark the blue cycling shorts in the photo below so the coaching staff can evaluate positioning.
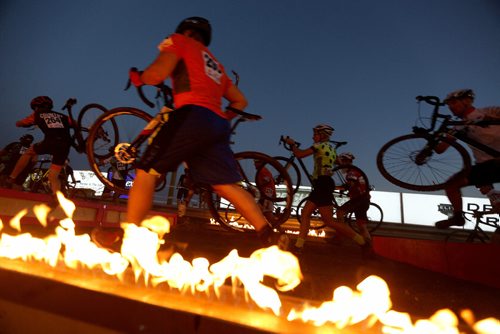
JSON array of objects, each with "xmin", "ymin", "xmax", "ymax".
[{"xmin": 137, "ymin": 105, "xmax": 242, "ymax": 185}]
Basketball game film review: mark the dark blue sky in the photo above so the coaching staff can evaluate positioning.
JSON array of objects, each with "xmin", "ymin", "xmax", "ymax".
[{"xmin": 1, "ymin": 0, "xmax": 499, "ymax": 195}]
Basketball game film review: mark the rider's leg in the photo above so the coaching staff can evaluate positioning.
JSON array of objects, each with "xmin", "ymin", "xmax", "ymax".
[
  {"xmin": 47, "ymin": 164, "xmax": 63, "ymax": 195},
  {"xmin": 319, "ymin": 205, "xmax": 366, "ymax": 245},
  {"xmin": 9, "ymin": 147, "xmax": 36, "ymax": 181},
  {"xmin": 295, "ymin": 200, "xmax": 315, "ymax": 249},
  {"xmin": 212, "ymin": 183, "xmax": 288, "ymax": 248},
  {"xmin": 127, "ymin": 169, "xmax": 157, "ymax": 225},
  {"xmin": 444, "ymin": 171, "xmax": 469, "ymax": 218},
  {"xmin": 212, "ymin": 183, "xmax": 268, "ymax": 231}
]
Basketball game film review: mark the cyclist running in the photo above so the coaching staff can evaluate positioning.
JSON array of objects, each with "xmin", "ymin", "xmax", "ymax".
[
  {"xmin": 91, "ymin": 17, "xmax": 289, "ymax": 251},
  {"xmin": 1, "ymin": 96, "xmax": 74, "ymax": 205},
  {"xmin": 434, "ymin": 89, "xmax": 500, "ymax": 229},
  {"xmin": 176, "ymin": 166, "xmax": 195, "ymax": 218},
  {"xmin": 335, "ymin": 152, "xmax": 372, "ymax": 241},
  {"xmin": 284, "ymin": 125, "xmax": 372, "ymax": 255}
]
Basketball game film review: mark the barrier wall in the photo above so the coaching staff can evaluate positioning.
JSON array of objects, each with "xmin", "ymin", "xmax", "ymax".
[{"xmin": 0, "ymin": 188, "xmax": 176, "ymax": 229}]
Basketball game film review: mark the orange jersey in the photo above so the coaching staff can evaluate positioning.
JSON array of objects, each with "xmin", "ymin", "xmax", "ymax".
[{"xmin": 158, "ymin": 33, "xmax": 232, "ymax": 119}]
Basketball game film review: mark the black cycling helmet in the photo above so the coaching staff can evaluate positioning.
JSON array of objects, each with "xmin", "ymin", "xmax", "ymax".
[
  {"xmin": 444, "ymin": 89, "xmax": 475, "ymax": 103},
  {"xmin": 175, "ymin": 16, "xmax": 212, "ymax": 46},
  {"xmin": 30, "ymin": 96, "xmax": 53, "ymax": 110},
  {"xmin": 20, "ymin": 134, "xmax": 34, "ymax": 145}
]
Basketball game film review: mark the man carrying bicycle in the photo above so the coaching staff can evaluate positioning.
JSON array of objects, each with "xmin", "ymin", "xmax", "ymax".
[
  {"xmin": 0, "ymin": 96, "xmax": 74, "ymax": 205},
  {"xmin": 435, "ymin": 89, "xmax": 500, "ymax": 229},
  {"xmin": 284, "ymin": 125, "xmax": 372, "ymax": 255},
  {"xmin": 91, "ymin": 17, "xmax": 289, "ymax": 251}
]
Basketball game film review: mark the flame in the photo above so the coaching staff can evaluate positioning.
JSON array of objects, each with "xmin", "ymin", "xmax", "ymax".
[{"xmin": 0, "ymin": 192, "xmax": 499, "ymax": 333}]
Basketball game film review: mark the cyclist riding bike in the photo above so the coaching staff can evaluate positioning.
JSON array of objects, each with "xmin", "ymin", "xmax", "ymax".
[
  {"xmin": 434, "ymin": 89, "xmax": 500, "ymax": 229},
  {"xmin": 335, "ymin": 152, "xmax": 372, "ymax": 240},
  {"xmin": 92, "ymin": 17, "xmax": 289, "ymax": 251},
  {"xmin": 1, "ymin": 96, "xmax": 75, "ymax": 205},
  {"xmin": 284, "ymin": 124, "xmax": 372, "ymax": 255}
]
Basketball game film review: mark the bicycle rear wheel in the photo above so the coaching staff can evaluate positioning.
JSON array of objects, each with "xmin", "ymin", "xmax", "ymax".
[
  {"xmin": 377, "ymin": 133, "xmax": 471, "ymax": 191},
  {"xmin": 347, "ymin": 202, "xmax": 384, "ymax": 234},
  {"xmin": 206, "ymin": 151, "xmax": 294, "ymax": 233},
  {"xmin": 273, "ymin": 156, "xmax": 302, "ymax": 194},
  {"xmin": 86, "ymin": 107, "xmax": 153, "ymax": 194}
]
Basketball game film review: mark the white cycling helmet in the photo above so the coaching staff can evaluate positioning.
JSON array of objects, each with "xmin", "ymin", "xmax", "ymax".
[
  {"xmin": 313, "ymin": 124, "xmax": 334, "ymax": 137},
  {"xmin": 338, "ymin": 152, "xmax": 355, "ymax": 161},
  {"xmin": 444, "ymin": 89, "xmax": 475, "ymax": 103}
]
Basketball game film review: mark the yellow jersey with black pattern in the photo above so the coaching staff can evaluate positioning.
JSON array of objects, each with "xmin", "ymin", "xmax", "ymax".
[{"xmin": 312, "ymin": 141, "xmax": 336, "ymax": 180}]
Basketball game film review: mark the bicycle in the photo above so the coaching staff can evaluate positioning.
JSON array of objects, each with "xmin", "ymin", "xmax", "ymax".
[
  {"xmin": 276, "ymin": 136, "xmax": 384, "ymax": 234},
  {"xmin": 462, "ymin": 209, "xmax": 500, "ymax": 243},
  {"xmin": 85, "ymin": 69, "xmax": 294, "ymax": 233},
  {"xmin": 24, "ymin": 159, "xmax": 89, "ymax": 199},
  {"xmin": 377, "ymin": 95, "xmax": 500, "ymax": 191},
  {"xmin": 61, "ymin": 98, "xmax": 112, "ymax": 157}
]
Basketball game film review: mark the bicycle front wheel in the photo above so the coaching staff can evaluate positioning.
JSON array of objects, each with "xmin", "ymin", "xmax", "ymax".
[
  {"xmin": 86, "ymin": 107, "xmax": 153, "ymax": 194},
  {"xmin": 206, "ymin": 151, "xmax": 294, "ymax": 233},
  {"xmin": 77, "ymin": 103, "xmax": 109, "ymax": 143},
  {"xmin": 347, "ymin": 202, "xmax": 384, "ymax": 234},
  {"xmin": 377, "ymin": 133, "xmax": 471, "ymax": 191}
]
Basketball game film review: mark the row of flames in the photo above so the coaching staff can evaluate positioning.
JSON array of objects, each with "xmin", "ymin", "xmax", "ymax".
[{"xmin": 0, "ymin": 192, "xmax": 498, "ymax": 333}]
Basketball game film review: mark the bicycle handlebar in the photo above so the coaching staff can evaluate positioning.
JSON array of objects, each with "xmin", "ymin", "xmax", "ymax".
[
  {"xmin": 415, "ymin": 95, "xmax": 446, "ymax": 107},
  {"xmin": 127, "ymin": 67, "xmax": 174, "ymax": 109},
  {"xmin": 279, "ymin": 136, "xmax": 348, "ymax": 151}
]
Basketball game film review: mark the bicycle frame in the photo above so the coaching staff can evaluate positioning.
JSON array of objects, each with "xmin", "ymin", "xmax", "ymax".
[{"xmin": 414, "ymin": 96, "xmax": 500, "ymax": 159}]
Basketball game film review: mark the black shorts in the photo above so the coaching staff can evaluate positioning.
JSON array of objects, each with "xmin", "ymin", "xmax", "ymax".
[
  {"xmin": 307, "ymin": 175, "xmax": 335, "ymax": 207},
  {"xmin": 469, "ymin": 159, "xmax": 500, "ymax": 187},
  {"xmin": 33, "ymin": 137, "xmax": 71, "ymax": 166}
]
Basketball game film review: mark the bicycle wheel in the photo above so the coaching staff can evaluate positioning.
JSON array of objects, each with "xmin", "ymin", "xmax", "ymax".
[
  {"xmin": 377, "ymin": 133, "xmax": 471, "ymax": 191},
  {"xmin": 347, "ymin": 202, "xmax": 384, "ymax": 234},
  {"xmin": 273, "ymin": 156, "xmax": 301, "ymax": 194},
  {"xmin": 86, "ymin": 107, "xmax": 153, "ymax": 194},
  {"xmin": 206, "ymin": 151, "xmax": 294, "ymax": 233},
  {"xmin": 77, "ymin": 103, "xmax": 108, "ymax": 141}
]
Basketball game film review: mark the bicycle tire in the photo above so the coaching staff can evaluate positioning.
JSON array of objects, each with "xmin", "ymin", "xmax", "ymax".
[
  {"xmin": 77, "ymin": 103, "xmax": 108, "ymax": 140},
  {"xmin": 86, "ymin": 107, "xmax": 153, "ymax": 194},
  {"xmin": 377, "ymin": 133, "xmax": 471, "ymax": 191},
  {"xmin": 205, "ymin": 151, "xmax": 294, "ymax": 233},
  {"xmin": 347, "ymin": 202, "xmax": 384, "ymax": 234},
  {"xmin": 273, "ymin": 156, "xmax": 302, "ymax": 194}
]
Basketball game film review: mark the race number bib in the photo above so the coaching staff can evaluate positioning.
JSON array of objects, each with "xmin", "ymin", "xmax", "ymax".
[
  {"xmin": 202, "ymin": 51, "xmax": 222, "ymax": 84},
  {"xmin": 40, "ymin": 113, "xmax": 64, "ymax": 128}
]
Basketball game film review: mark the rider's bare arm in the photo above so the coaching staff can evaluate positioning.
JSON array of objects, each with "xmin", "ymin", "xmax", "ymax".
[
  {"xmin": 16, "ymin": 113, "xmax": 35, "ymax": 127},
  {"xmin": 224, "ymin": 84, "xmax": 248, "ymax": 117},
  {"xmin": 141, "ymin": 51, "xmax": 179, "ymax": 85}
]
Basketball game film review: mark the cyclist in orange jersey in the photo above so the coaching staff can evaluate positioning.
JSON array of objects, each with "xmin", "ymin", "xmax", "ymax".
[{"xmin": 91, "ymin": 17, "xmax": 288, "ymax": 251}]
